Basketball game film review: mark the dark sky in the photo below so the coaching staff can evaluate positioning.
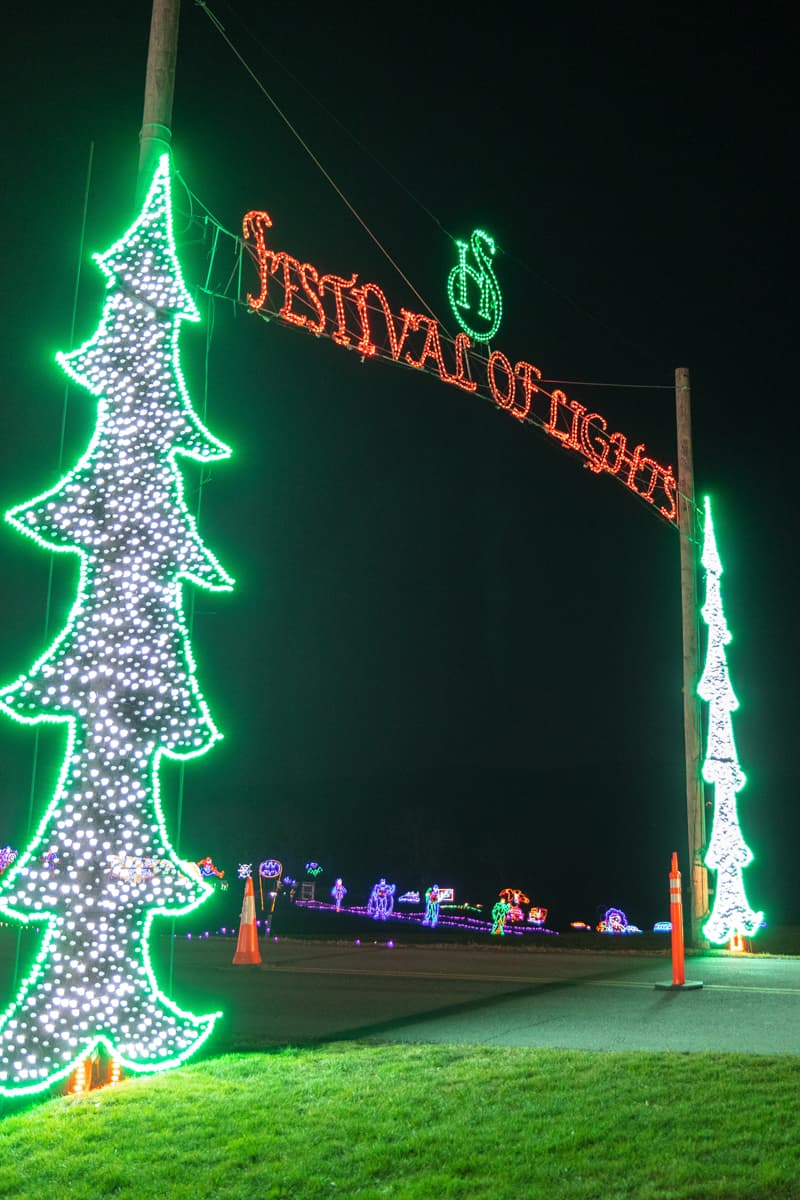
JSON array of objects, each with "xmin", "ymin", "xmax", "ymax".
[{"xmin": 0, "ymin": 5, "xmax": 795, "ymax": 927}]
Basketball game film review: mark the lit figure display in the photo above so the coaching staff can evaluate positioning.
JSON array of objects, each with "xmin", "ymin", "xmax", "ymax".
[
  {"xmin": 423, "ymin": 884, "xmax": 441, "ymax": 927},
  {"xmin": 499, "ymin": 887, "xmax": 530, "ymax": 923},
  {"xmin": 197, "ymin": 856, "xmax": 225, "ymax": 879},
  {"xmin": 331, "ymin": 878, "xmax": 348, "ymax": 911},
  {"xmin": 0, "ymin": 846, "xmax": 18, "ymax": 874},
  {"xmin": 528, "ymin": 906, "xmax": 548, "ymax": 926},
  {"xmin": 367, "ymin": 878, "xmax": 396, "ymax": 921},
  {"xmin": 698, "ymin": 497, "xmax": 763, "ymax": 945},
  {"xmin": 491, "ymin": 899, "xmax": 511, "ymax": 935},
  {"xmin": 0, "ymin": 157, "xmax": 229, "ymax": 1096},
  {"xmin": 596, "ymin": 907, "xmax": 640, "ymax": 934}
]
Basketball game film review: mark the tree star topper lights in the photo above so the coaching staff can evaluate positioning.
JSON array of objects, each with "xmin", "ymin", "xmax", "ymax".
[{"xmin": 0, "ymin": 155, "xmax": 231, "ymax": 1096}]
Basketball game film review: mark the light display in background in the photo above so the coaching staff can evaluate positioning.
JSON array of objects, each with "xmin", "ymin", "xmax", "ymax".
[
  {"xmin": 330, "ymin": 877, "xmax": 347, "ymax": 911},
  {"xmin": 491, "ymin": 899, "xmax": 511, "ymax": 935},
  {"xmin": 422, "ymin": 884, "xmax": 441, "ymax": 928},
  {"xmin": 366, "ymin": 878, "xmax": 396, "ymax": 921},
  {"xmin": 528, "ymin": 906, "xmax": 548, "ymax": 926},
  {"xmin": 0, "ymin": 155, "xmax": 231, "ymax": 1097},
  {"xmin": 238, "ymin": 864, "xmax": 253, "ymax": 879},
  {"xmin": 499, "ymin": 887, "xmax": 530, "ymax": 923},
  {"xmin": 305, "ymin": 861, "xmax": 323, "ymax": 877},
  {"xmin": 197, "ymin": 856, "xmax": 225, "ymax": 878},
  {"xmin": 0, "ymin": 846, "xmax": 18, "ymax": 874},
  {"xmin": 398, "ymin": 890, "xmax": 420, "ymax": 904},
  {"xmin": 596, "ymin": 907, "xmax": 641, "ymax": 934},
  {"xmin": 446, "ymin": 228, "xmax": 503, "ymax": 343},
  {"xmin": 698, "ymin": 497, "xmax": 763, "ymax": 945}
]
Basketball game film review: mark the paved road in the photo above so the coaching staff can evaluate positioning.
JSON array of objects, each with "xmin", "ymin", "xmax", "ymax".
[{"xmin": 164, "ymin": 937, "xmax": 800, "ymax": 1056}]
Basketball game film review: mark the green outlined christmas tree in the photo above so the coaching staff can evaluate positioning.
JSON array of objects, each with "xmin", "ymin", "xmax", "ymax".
[
  {"xmin": 698, "ymin": 496, "xmax": 762, "ymax": 945},
  {"xmin": 0, "ymin": 155, "xmax": 232, "ymax": 1095}
]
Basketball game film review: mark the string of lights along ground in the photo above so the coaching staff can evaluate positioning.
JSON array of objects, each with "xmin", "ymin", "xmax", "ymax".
[{"xmin": 0, "ymin": 156, "xmax": 231, "ymax": 1097}]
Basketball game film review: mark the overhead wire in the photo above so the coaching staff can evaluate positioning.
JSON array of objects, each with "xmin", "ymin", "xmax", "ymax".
[
  {"xmin": 190, "ymin": 2, "xmax": 696, "ymax": 533},
  {"xmin": 199, "ymin": 0, "xmax": 665, "ymax": 364},
  {"xmin": 194, "ymin": 0, "xmax": 446, "ymax": 331}
]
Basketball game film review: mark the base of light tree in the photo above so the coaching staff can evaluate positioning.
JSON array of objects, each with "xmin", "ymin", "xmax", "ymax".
[{"xmin": 654, "ymin": 980, "xmax": 703, "ymax": 991}]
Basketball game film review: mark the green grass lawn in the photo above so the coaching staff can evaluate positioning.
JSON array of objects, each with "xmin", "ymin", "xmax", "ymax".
[{"xmin": 1, "ymin": 1043, "xmax": 798, "ymax": 1200}]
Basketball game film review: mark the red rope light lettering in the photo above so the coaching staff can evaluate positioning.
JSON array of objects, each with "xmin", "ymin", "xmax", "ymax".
[
  {"xmin": 403, "ymin": 312, "xmax": 449, "ymax": 374},
  {"xmin": 513, "ymin": 360, "xmax": 541, "ymax": 421},
  {"xmin": 403, "ymin": 314, "xmax": 476, "ymax": 391},
  {"xmin": 242, "ymin": 210, "xmax": 273, "ymax": 312},
  {"xmin": 352, "ymin": 283, "xmax": 401, "ymax": 359},
  {"xmin": 488, "ymin": 350, "xmax": 515, "ymax": 410},
  {"xmin": 450, "ymin": 333, "xmax": 478, "ymax": 393},
  {"xmin": 546, "ymin": 391, "xmax": 586, "ymax": 451},
  {"xmin": 658, "ymin": 468, "xmax": 678, "ymax": 522},
  {"xmin": 580, "ymin": 412, "xmax": 611, "ymax": 474},
  {"xmin": 275, "ymin": 254, "xmax": 306, "ymax": 328},
  {"xmin": 319, "ymin": 273, "xmax": 358, "ymax": 346},
  {"xmin": 241, "ymin": 212, "xmax": 678, "ymax": 526}
]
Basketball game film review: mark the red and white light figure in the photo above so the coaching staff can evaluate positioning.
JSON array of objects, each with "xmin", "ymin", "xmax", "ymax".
[{"xmin": 698, "ymin": 497, "xmax": 762, "ymax": 945}]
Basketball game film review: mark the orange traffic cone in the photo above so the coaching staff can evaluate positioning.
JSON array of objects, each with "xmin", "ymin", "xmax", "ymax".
[{"xmin": 233, "ymin": 876, "xmax": 262, "ymax": 965}]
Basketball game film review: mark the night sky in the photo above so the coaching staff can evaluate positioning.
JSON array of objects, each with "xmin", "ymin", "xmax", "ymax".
[{"xmin": 0, "ymin": 5, "xmax": 795, "ymax": 928}]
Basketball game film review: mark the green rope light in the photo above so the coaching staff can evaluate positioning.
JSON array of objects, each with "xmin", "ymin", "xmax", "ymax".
[{"xmin": 0, "ymin": 155, "xmax": 231, "ymax": 1096}]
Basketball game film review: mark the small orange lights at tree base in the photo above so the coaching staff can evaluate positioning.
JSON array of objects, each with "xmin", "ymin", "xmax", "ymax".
[
  {"xmin": 70, "ymin": 1057, "xmax": 90, "ymax": 1097},
  {"xmin": 70, "ymin": 1051, "xmax": 123, "ymax": 1095}
]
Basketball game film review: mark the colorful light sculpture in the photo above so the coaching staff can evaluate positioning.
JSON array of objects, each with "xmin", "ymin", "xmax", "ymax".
[
  {"xmin": 0, "ymin": 846, "xmax": 18, "ymax": 874},
  {"xmin": 366, "ymin": 878, "xmax": 396, "ymax": 921},
  {"xmin": 698, "ymin": 497, "xmax": 763, "ymax": 944},
  {"xmin": 491, "ymin": 899, "xmax": 511, "ymax": 935},
  {"xmin": 596, "ymin": 907, "xmax": 640, "ymax": 934},
  {"xmin": 422, "ymin": 884, "xmax": 441, "ymax": 928},
  {"xmin": 0, "ymin": 155, "xmax": 229, "ymax": 1096},
  {"xmin": 330, "ymin": 878, "xmax": 347, "ymax": 911},
  {"xmin": 499, "ymin": 887, "xmax": 530, "ymax": 923},
  {"xmin": 197, "ymin": 856, "xmax": 225, "ymax": 879}
]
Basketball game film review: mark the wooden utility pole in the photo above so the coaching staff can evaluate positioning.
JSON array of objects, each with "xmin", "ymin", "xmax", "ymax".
[
  {"xmin": 137, "ymin": 0, "xmax": 181, "ymax": 200},
  {"xmin": 675, "ymin": 366, "xmax": 709, "ymax": 945}
]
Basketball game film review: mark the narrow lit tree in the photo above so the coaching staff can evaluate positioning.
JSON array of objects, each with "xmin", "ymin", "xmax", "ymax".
[
  {"xmin": 0, "ymin": 156, "xmax": 232, "ymax": 1096},
  {"xmin": 698, "ymin": 496, "xmax": 762, "ymax": 945}
]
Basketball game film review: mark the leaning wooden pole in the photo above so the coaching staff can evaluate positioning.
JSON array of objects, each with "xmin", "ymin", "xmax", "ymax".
[
  {"xmin": 137, "ymin": 0, "xmax": 181, "ymax": 200},
  {"xmin": 675, "ymin": 366, "xmax": 709, "ymax": 945}
]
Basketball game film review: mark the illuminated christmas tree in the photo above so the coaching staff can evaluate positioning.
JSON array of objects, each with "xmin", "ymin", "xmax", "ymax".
[
  {"xmin": 0, "ymin": 155, "xmax": 232, "ymax": 1095},
  {"xmin": 698, "ymin": 496, "xmax": 762, "ymax": 945}
]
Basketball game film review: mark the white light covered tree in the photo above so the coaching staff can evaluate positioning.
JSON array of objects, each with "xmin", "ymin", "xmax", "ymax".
[
  {"xmin": 698, "ymin": 496, "xmax": 762, "ymax": 944},
  {"xmin": 0, "ymin": 155, "xmax": 232, "ymax": 1096}
]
